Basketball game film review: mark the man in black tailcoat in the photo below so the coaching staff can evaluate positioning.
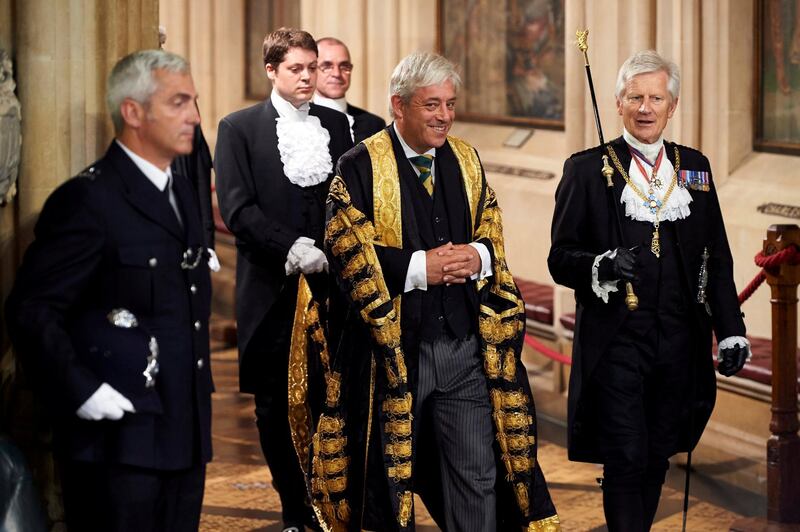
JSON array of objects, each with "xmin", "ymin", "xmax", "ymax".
[
  {"xmin": 313, "ymin": 37, "xmax": 386, "ymax": 143},
  {"xmin": 214, "ymin": 27, "xmax": 352, "ymax": 532},
  {"xmin": 548, "ymin": 49, "xmax": 750, "ymax": 531},
  {"xmin": 6, "ymin": 49, "xmax": 213, "ymax": 532}
]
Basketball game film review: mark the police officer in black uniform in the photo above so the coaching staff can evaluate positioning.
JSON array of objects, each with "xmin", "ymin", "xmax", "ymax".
[{"xmin": 6, "ymin": 49, "xmax": 213, "ymax": 532}]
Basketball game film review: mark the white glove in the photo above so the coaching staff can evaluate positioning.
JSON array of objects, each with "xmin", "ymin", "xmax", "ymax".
[
  {"xmin": 285, "ymin": 237, "xmax": 328, "ymax": 275},
  {"xmin": 298, "ymin": 245, "xmax": 328, "ymax": 274},
  {"xmin": 207, "ymin": 248, "xmax": 220, "ymax": 272},
  {"xmin": 76, "ymin": 383, "xmax": 136, "ymax": 421}
]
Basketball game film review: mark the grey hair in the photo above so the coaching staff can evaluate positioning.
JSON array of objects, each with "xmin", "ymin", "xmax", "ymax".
[
  {"xmin": 615, "ymin": 50, "xmax": 680, "ymax": 101},
  {"xmin": 106, "ymin": 49, "xmax": 190, "ymax": 134},
  {"xmin": 388, "ymin": 52, "xmax": 461, "ymax": 117}
]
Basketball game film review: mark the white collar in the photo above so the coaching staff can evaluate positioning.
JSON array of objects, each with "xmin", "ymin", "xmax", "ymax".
[
  {"xmin": 313, "ymin": 93, "xmax": 349, "ymax": 114},
  {"xmin": 115, "ymin": 139, "xmax": 172, "ymax": 191},
  {"xmin": 270, "ymin": 89, "xmax": 310, "ymax": 121},
  {"xmin": 623, "ymin": 128, "xmax": 664, "ymax": 164},
  {"xmin": 393, "ymin": 122, "xmax": 436, "ymax": 159}
]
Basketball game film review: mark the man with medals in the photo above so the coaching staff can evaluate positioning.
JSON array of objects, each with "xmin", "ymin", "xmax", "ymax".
[
  {"xmin": 548, "ymin": 50, "xmax": 750, "ymax": 531},
  {"xmin": 310, "ymin": 51, "xmax": 559, "ymax": 532},
  {"xmin": 6, "ymin": 50, "xmax": 214, "ymax": 531},
  {"xmin": 214, "ymin": 28, "xmax": 352, "ymax": 532}
]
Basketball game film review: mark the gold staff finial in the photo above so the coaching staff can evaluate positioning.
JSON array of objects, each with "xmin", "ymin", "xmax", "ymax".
[
  {"xmin": 575, "ymin": 29, "xmax": 590, "ymax": 66},
  {"xmin": 576, "ymin": 29, "xmax": 589, "ymax": 52}
]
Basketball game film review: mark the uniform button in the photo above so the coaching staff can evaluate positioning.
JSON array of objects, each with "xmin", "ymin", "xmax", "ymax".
[
  {"xmin": 437, "ymin": 236, "xmax": 445, "ymax": 242},
  {"xmin": 196, "ymin": 359, "xmax": 204, "ymax": 370},
  {"xmin": 190, "ymin": 284, "xmax": 197, "ymax": 294},
  {"xmin": 148, "ymin": 257, "xmax": 158, "ymax": 267},
  {"xmin": 437, "ymin": 315, "xmax": 444, "ymax": 321},
  {"xmin": 186, "ymin": 248, "xmax": 194, "ymax": 257},
  {"xmin": 194, "ymin": 320, "xmax": 201, "ymax": 331},
  {"xmin": 434, "ymin": 216, "xmax": 441, "ymax": 223}
]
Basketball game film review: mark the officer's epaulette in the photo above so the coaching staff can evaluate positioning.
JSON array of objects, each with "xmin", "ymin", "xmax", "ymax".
[{"xmin": 76, "ymin": 164, "xmax": 101, "ymax": 180}]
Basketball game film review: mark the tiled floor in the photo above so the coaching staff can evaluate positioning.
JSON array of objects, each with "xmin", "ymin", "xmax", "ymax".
[{"xmin": 202, "ymin": 346, "xmax": 767, "ymax": 531}]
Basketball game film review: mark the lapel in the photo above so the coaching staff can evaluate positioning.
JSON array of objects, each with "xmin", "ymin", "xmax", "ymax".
[
  {"xmin": 171, "ymin": 170, "xmax": 203, "ymax": 246},
  {"xmin": 259, "ymin": 100, "xmax": 285, "ymax": 181},
  {"xmin": 436, "ymin": 141, "xmax": 471, "ymax": 242},
  {"xmin": 663, "ymin": 139, "xmax": 690, "ymax": 245},
  {"xmin": 106, "ymin": 142, "xmax": 185, "ymax": 242},
  {"xmin": 387, "ymin": 126, "xmax": 428, "ymax": 250}
]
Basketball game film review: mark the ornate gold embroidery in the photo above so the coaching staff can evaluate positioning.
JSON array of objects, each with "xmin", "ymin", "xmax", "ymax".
[
  {"xmin": 364, "ymin": 130, "xmax": 402, "ymax": 248},
  {"xmin": 501, "ymin": 391, "xmax": 529, "ymax": 409},
  {"xmin": 320, "ymin": 436, "xmax": 347, "ymax": 455},
  {"xmin": 387, "ymin": 461, "xmax": 412, "ymax": 480},
  {"xmin": 385, "ymin": 419, "xmax": 412, "ymax": 437},
  {"xmin": 330, "ymin": 232, "xmax": 359, "ymax": 257},
  {"xmin": 288, "ymin": 275, "xmax": 313, "ymax": 476},
  {"xmin": 507, "ymin": 434, "xmax": 535, "ymax": 451},
  {"xmin": 527, "ymin": 514, "xmax": 562, "ymax": 531},
  {"xmin": 503, "ymin": 348, "xmax": 517, "ymax": 382},
  {"xmin": 325, "ymin": 372, "xmax": 342, "ymax": 407},
  {"xmin": 397, "ymin": 491, "xmax": 414, "ymax": 527},
  {"xmin": 318, "ymin": 415, "xmax": 344, "ymax": 434},
  {"xmin": 514, "ymin": 482, "xmax": 530, "ymax": 514},
  {"xmin": 503, "ymin": 412, "xmax": 532, "ymax": 431},
  {"xmin": 385, "ymin": 441, "xmax": 413, "ymax": 458},
  {"xmin": 322, "ymin": 456, "xmax": 349, "ymax": 475},
  {"xmin": 382, "ymin": 393, "xmax": 413, "ymax": 415},
  {"xmin": 485, "ymin": 345, "xmax": 501, "ymax": 379}
]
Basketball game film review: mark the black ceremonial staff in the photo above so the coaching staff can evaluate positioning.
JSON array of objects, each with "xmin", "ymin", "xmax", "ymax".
[{"xmin": 574, "ymin": 29, "xmax": 638, "ymax": 311}]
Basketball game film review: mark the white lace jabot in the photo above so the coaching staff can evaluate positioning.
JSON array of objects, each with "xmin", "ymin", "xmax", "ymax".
[
  {"xmin": 270, "ymin": 90, "xmax": 332, "ymax": 187},
  {"xmin": 620, "ymin": 129, "xmax": 692, "ymax": 224}
]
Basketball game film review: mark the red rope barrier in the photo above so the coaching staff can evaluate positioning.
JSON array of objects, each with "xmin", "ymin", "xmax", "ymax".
[
  {"xmin": 738, "ymin": 245, "xmax": 800, "ymax": 305},
  {"xmin": 523, "ymin": 334, "xmax": 572, "ymax": 365}
]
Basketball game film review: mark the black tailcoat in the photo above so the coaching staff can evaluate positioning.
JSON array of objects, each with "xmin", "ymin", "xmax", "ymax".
[
  {"xmin": 547, "ymin": 136, "xmax": 745, "ymax": 463},
  {"xmin": 6, "ymin": 141, "xmax": 214, "ymax": 470},
  {"xmin": 214, "ymin": 100, "xmax": 352, "ymax": 393},
  {"xmin": 347, "ymin": 103, "xmax": 386, "ymax": 144}
]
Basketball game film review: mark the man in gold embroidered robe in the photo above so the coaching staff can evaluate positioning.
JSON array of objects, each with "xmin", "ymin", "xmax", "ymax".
[{"xmin": 313, "ymin": 52, "xmax": 559, "ymax": 532}]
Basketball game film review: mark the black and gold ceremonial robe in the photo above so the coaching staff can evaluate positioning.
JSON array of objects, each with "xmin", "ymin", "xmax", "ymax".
[{"xmin": 289, "ymin": 126, "xmax": 559, "ymax": 532}]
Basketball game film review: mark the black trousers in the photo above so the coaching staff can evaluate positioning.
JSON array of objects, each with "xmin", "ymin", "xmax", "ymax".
[
  {"xmin": 589, "ymin": 311, "xmax": 692, "ymax": 531},
  {"xmin": 61, "ymin": 460, "xmax": 205, "ymax": 532},
  {"xmin": 252, "ymin": 283, "xmax": 314, "ymax": 528}
]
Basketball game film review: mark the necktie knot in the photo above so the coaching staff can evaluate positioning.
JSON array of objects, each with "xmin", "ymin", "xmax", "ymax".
[{"xmin": 409, "ymin": 155, "xmax": 434, "ymax": 196}]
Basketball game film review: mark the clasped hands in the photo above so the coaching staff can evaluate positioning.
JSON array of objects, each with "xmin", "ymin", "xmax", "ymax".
[{"xmin": 426, "ymin": 242, "xmax": 481, "ymax": 285}]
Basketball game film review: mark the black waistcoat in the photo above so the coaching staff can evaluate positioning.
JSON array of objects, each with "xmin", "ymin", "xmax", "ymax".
[
  {"xmin": 406, "ymin": 160, "xmax": 473, "ymax": 341},
  {"xmin": 623, "ymin": 218, "xmax": 690, "ymax": 316}
]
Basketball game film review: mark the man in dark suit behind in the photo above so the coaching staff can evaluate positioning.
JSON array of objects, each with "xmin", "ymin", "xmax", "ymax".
[
  {"xmin": 548, "ymin": 50, "xmax": 750, "ymax": 531},
  {"xmin": 214, "ymin": 27, "xmax": 352, "ymax": 532},
  {"xmin": 313, "ymin": 37, "xmax": 386, "ymax": 143},
  {"xmin": 6, "ymin": 49, "xmax": 214, "ymax": 531}
]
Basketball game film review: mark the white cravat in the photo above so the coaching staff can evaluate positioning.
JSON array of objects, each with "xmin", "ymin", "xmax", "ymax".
[{"xmin": 270, "ymin": 89, "xmax": 332, "ymax": 187}]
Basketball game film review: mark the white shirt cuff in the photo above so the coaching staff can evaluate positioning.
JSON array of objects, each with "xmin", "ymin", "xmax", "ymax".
[
  {"xmin": 468, "ymin": 242, "xmax": 493, "ymax": 280},
  {"xmin": 404, "ymin": 250, "xmax": 428, "ymax": 292},
  {"xmin": 591, "ymin": 249, "xmax": 619, "ymax": 303},
  {"xmin": 207, "ymin": 248, "xmax": 220, "ymax": 272}
]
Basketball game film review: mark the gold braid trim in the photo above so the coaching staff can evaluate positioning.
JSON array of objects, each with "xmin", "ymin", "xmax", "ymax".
[
  {"xmin": 288, "ymin": 275, "xmax": 314, "ymax": 476},
  {"xmin": 525, "ymin": 514, "xmax": 562, "ymax": 531},
  {"xmin": 363, "ymin": 130, "xmax": 402, "ymax": 248},
  {"xmin": 326, "ymin": 174, "xmax": 415, "ymax": 528}
]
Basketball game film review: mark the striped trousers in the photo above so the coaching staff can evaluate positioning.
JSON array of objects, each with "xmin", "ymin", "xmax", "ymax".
[{"xmin": 415, "ymin": 334, "xmax": 496, "ymax": 532}]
